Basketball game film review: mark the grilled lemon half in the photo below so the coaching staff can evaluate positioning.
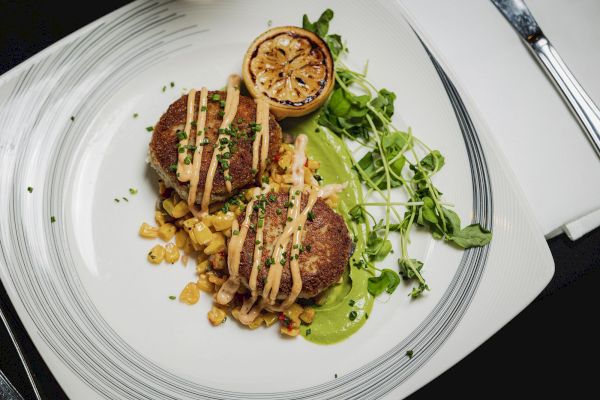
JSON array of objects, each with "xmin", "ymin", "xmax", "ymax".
[{"xmin": 242, "ymin": 26, "xmax": 334, "ymax": 119}]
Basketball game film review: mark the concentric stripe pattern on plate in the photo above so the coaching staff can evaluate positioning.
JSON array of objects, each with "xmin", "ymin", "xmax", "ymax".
[{"xmin": 0, "ymin": 1, "xmax": 493, "ymax": 398}]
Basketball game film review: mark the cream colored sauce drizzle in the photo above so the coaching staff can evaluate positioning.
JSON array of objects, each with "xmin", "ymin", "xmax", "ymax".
[
  {"xmin": 259, "ymin": 98, "xmax": 271, "ymax": 174},
  {"xmin": 177, "ymin": 89, "xmax": 197, "ymax": 182},
  {"xmin": 217, "ymin": 188, "xmax": 259, "ymax": 303},
  {"xmin": 216, "ymin": 185, "xmax": 270, "ymax": 305},
  {"xmin": 187, "ymin": 87, "xmax": 209, "ymax": 206},
  {"xmin": 200, "ymin": 75, "xmax": 241, "ymax": 214},
  {"xmin": 252, "ymin": 98, "xmax": 269, "ymax": 173},
  {"xmin": 318, "ymin": 182, "xmax": 347, "ymax": 198}
]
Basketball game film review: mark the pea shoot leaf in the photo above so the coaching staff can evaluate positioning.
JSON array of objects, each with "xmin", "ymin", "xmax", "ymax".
[
  {"xmin": 449, "ymin": 224, "xmax": 492, "ymax": 248},
  {"xmin": 368, "ymin": 269, "xmax": 401, "ymax": 296}
]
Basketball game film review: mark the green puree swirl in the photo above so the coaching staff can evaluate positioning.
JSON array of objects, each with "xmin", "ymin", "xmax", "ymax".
[{"xmin": 281, "ymin": 113, "xmax": 374, "ymax": 344}]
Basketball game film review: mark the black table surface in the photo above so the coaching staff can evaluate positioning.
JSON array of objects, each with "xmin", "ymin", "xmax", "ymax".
[{"xmin": 1, "ymin": 1, "xmax": 599, "ymax": 399}]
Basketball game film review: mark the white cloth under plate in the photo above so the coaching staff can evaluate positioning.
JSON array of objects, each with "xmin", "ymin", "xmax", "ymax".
[{"xmin": 398, "ymin": 0, "xmax": 600, "ymax": 240}]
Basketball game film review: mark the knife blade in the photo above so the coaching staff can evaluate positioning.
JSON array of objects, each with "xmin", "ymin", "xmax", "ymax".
[{"xmin": 491, "ymin": 0, "xmax": 600, "ymax": 158}]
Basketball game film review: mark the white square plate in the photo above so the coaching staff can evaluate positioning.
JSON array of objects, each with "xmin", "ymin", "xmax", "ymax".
[{"xmin": 0, "ymin": 1, "xmax": 554, "ymax": 398}]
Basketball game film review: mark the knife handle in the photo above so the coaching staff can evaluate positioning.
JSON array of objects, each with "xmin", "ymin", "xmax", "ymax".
[{"xmin": 531, "ymin": 36, "xmax": 600, "ymax": 157}]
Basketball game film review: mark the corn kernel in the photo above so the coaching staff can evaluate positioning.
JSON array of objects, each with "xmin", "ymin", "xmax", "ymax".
[
  {"xmin": 183, "ymin": 217, "xmax": 199, "ymax": 231},
  {"xmin": 284, "ymin": 303, "xmax": 304, "ymax": 322},
  {"xmin": 204, "ymin": 232, "xmax": 225, "ymax": 255},
  {"xmin": 212, "ymin": 212, "xmax": 235, "ymax": 231},
  {"xmin": 162, "ymin": 198, "xmax": 175, "ymax": 216},
  {"xmin": 307, "ymin": 159, "xmax": 320, "ymax": 170},
  {"xmin": 196, "ymin": 275, "xmax": 214, "ymax": 293},
  {"xmin": 175, "ymin": 230, "xmax": 187, "ymax": 249},
  {"xmin": 207, "ymin": 271, "xmax": 226, "ymax": 286},
  {"xmin": 192, "ymin": 222, "xmax": 213, "ymax": 245},
  {"xmin": 248, "ymin": 316, "xmax": 264, "ymax": 330},
  {"xmin": 280, "ymin": 326, "xmax": 300, "ymax": 337},
  {"xmin": 147, "ymin": 245, "xmax": 165, "ymax": 264},
  {"xmin": 139, "ymin": 223, "xmax": 159, "ymax": 239},
  {"xmin": 231, "ymin": 307, "xmax": 241, "ymax": 321},
  {"xmin": 209, "ymin": 252, "xmax": 226, "ymax": 270},
  {"xmin": 201, "ymin": 215, "xmax": 214, "ymax": 228},
  {"xmin": 172, "ymin": 201, "xmax": 189, "ymax": 219},
  {"xmin": 299, "ymin": 307, "xmax": 315, "ymax": 324},
  {"xmin": 263, "ymin": 312, "xmax": 278, "ymax": 327},
  {"xmin": 181, "ymin": 254, "xmax": 189, "ymax": 267},
  {"xmin": 326, "ymin": 194, "xmax": 339, "ymax": 209},
  {"xmin": 154, "ymin": 210, "xmax": 168, "ymax": 226},
  {"xmin": 158, "ymin": 223, "xmax": 176, "ymax": 241},
  {"xmin": 164, "ymin": 243, "xmax": 180, "ymax": 264},
  {"xmin": 183, "ymin": 238, "xmax": 195, "ymax": 255},
  {"xmin": 208, "ymin": 306, "xmax": 227, "ymax": 325},
  {"xmin": 192, "ymin": 241, "xmax": 203, "ymax": 252},
  {"xmin": 278, "ymin": 151, "xmax": 292, "ymax": 169},
  {"xmin": 179, "ymin": 282, "xmax": 200, "ymax": 304}
]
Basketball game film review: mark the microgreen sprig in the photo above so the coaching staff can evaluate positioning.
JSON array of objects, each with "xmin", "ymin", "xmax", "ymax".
[{"xmin": 304, "ymin": 9, "xmax": 492, "ymax": 298}]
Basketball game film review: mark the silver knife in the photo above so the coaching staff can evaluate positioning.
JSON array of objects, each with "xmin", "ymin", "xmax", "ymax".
[{"xmin": 491, "ymin": 0, "xmax": 600, "ymax": 158}]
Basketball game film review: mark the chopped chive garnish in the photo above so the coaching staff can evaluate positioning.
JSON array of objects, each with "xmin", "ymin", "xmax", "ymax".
[
  {"xmin": 169, "ymin": 295, "xmax": 176, "ymax": 300},
  {"xmin": 307, "ymin": 211, "xmax": 315, "ymax": 221},
  {"xmin": 184, "ymin": 155, "xmax": 192, "ymax": 165},
  {"xmin": 27, "ymin": 187, "xmax": 33, "ymax": 193},
  {"xmin": 162, "ymin": 85, "xmax": 166, "ymax": 92},
  {"xmin": 348, "ymin": 299, "xmax": 355, "ymax": 306},
  {"xmin": 114, "ymin": 198, "xmax": 120, "ymax": 203},
  {"xmin": 146, "ymin": 126, "xmax": 154, "ymax": 132},
  {"xmin": 122, "ymin": 197, "xmax": 129, "ymax": 202},
  {"xmin": 169, "ymin": 164, "xmax": 177, "ymax": 172},
  {"xmin": 232, "ymin": 230, "xmax": 240, "ymax": 235},
  {"xmin": 305, "ymin": 328, "xmax": 311, "ymax": 336},
  {"xmin": 406, "ymin": 350, "xmax": 414, "ymax": 359},
  {"xmin": 349, "ymin": 311, "xmax": 357, "ymax": 321},
  {"xmin": 50, "ymin": 216, "xmax": 56, "ymax": 223},
  {"xmin": 133, "ymin": 113, "xmax": 139, "ymax": 118},
  {"xmin": 170, "ymin": 81, "xmax": 174, "ymax": 88},
  {"xmin": 201, "ymin": 106, "xmax": 207, "ymax": 112},
  {"xmin": 70, "ymin": 116, "xmax": 75, "ymax": 121},
  {"xmin": 129, "ymin": 188, "xmax": 138, "ymax": 195},
  {"xmin": 218, "ymin": 110, "xmax": 225, "ymax": 117},
  {"xmin": 211, "ymin": 94, "xmax": 221, "ymax": 101}
]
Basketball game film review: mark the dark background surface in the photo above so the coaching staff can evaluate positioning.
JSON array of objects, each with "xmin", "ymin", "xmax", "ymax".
[{"xmin": 0, "ymin": 1, "xmax": 599, "ymax": 398}]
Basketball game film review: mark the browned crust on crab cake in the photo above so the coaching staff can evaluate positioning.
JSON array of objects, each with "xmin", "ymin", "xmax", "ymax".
[
  {"xmin": 236, "ymin": 192, "xmax": 352, "ymax": 299},
  {"xmin": 149, "ymin": 91, "xmax": 282, "ymax": 203}
]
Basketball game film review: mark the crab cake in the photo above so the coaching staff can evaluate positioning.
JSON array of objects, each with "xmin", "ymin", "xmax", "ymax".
[
  {"xmin": 149, "ymin": 91, "xmax": 282, "ymax": 203},
  {"xmin": 237, "ymin": 192, "xmax": 352, "ymax": 299}
]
